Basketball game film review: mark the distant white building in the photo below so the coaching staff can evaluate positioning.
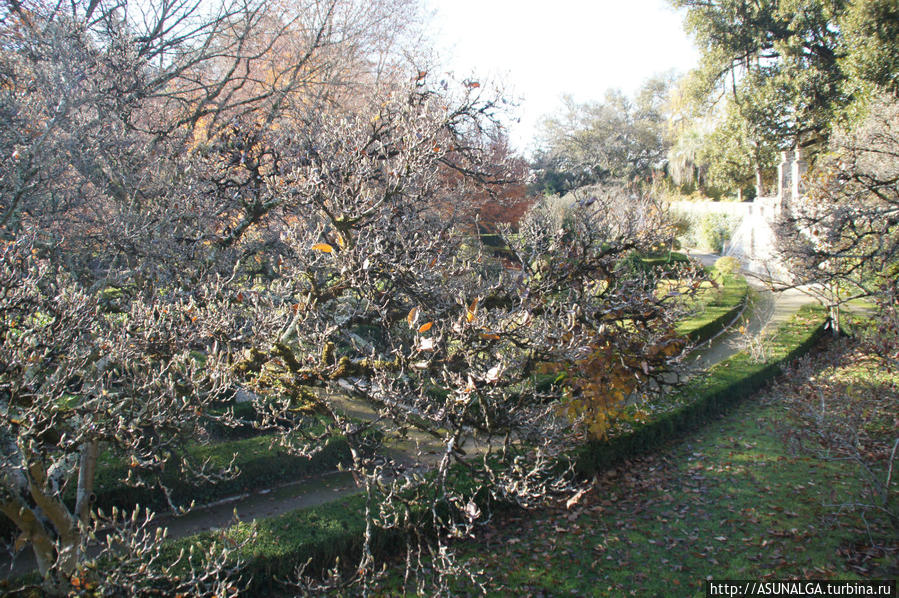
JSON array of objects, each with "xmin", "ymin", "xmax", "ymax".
[{"xmin": 669, "ymin": 148, "xmax": 809, "ymax": 283}]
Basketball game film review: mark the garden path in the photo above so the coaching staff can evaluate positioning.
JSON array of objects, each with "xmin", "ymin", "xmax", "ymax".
[{"xmin": 685, "ymin": 252, "xmax": 819, "ymax": 369}]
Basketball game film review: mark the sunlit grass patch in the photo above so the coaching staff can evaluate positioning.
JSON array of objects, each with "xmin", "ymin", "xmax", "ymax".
[
  {"xmin": 415, "ymin": 398, "xmax": 874, "ymax": 597},
  {"xmin": 675, "ymin": 273, "xmax": 749, "ymax": 340}
]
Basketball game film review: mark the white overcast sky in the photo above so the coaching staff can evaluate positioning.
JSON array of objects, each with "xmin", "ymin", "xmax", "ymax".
[{"xmin": 424, "ymin": 0, "xmax": 699, "ymax": 155}]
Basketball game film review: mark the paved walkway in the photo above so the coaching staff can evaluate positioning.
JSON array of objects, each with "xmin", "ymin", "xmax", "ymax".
[
  {"xmin": 0, "ymin": 254, "xmax": 819, "ymax": 579},
  {"xmin": 685, "ymin": 252, "xmax": 817, "ymax": 369}
]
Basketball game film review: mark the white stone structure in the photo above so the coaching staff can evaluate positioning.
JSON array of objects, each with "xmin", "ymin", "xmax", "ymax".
[{"xmin": 668, "ymin": 149, "xmax": 807, "ymax": 281}]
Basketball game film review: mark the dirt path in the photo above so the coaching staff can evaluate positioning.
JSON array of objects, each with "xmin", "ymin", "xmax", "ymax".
[{"xmin": 1, "ymin": 253, "xmax": 819, "ymax": 580}]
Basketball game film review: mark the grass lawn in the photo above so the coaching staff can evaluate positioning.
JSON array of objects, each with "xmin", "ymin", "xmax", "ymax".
[
  {"xmin": 0, "ymin": 413, "xmax": 358, "ymax": 540},
  {"xmin": 674, "ymin": 272, "xmax": 749, "ymax": 339},
  {"xmin": 90, "ymin": 420, "xmax": 353, "ymax": 506},
  {"xmin": 373, "ymin": 337, "xmax": 897, "ymax": 596},
  {"xmin": 639, "ymin": 251, "xmax": 690, "ymax": 270}
]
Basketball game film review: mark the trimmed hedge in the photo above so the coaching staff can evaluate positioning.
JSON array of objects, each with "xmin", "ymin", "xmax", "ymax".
[
  {"xmin": 572, "ymin": 305, "xmax": 828, "ymax": 476},
  {"xmin": 150, "ymin": 306, "xmax": 828, "ymax": 593},
  {"xmin": 164, "ymin": 494, "xmax": 372, "ymax": 589},
  {"xmin": 675, "ymin": 273, "xmax": 749, "ymax": 344},
  {"xmin": 160, "ymin": 465, "xmax": 492, "ymax": 593}
]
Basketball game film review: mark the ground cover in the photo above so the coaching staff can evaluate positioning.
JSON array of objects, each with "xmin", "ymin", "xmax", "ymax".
[
  {"xmin": 372, "ymin": 332, "xmax": 897, "ymax": 596},
  {"xmin": 638, "ymin": 251, "xmax": 690, "ymax": 270},
  {"xmin": 674, "ymin": 273, "xmax": 749, "ymax": 342}
]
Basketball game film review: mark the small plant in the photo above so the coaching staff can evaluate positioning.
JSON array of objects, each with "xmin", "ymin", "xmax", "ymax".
[
  {"xmin": 670, "ymin": 210, "xmax": 698, "ymax": 249},
  {"xmin": 714, "ymin": 256, "xmax": 742, "ymax": 278},
  {"xmin": 739, "ymin": 327, "xmax": 773, "ymax": 364},
  {"xmin": 734, "ymin": 295, "xmax": 774, "ymax": 364}
]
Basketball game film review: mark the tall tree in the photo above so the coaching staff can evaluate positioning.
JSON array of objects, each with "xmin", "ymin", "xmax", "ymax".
[
  {"xmin": 0, "ymin": 0, "xmax": 426, "ymax": 592},
  {"xmin": 672, "ymin": 0, "xmax": 899, "ymax": 194},
  {"xmin": 674, "ymin": 0, "xmax": 845, "ymax": 140},
  {"xmin": 533, "ymin": 75, "xmax": 674, "ymax": 195},
  {"xmin": 840, "ymin": 0, "xmax": 899, "ymax": 98}
]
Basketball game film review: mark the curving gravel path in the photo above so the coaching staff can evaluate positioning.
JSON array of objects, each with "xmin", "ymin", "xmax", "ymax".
[{"xmin": 686, "ymin": 252, "xmax": 818, "ymax": 369}]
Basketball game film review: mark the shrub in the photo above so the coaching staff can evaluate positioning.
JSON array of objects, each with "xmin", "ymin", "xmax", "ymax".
[
  {"xmin": 714, "ymin": 256, "xmax": 742, "ymax": 278},
  {"xmin": 698, "ymin": 213, "xmax": 740, "ymax": 253}
]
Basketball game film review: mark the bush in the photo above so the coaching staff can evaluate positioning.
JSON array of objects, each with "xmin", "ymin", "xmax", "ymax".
[
  {"xmin": 670, "ymin": 211, "xmax": 740, "ymax": 253},
  {"xmin": 670, "ymin": 210, "xmax": 698, "ymax": 248},
  {"xmin": 697, "ymin": 213, "xmax": 740, "ymax": 253},
  {"xmin": 714, "ymin": 256, "xmax": 742, "ymax": 278}
]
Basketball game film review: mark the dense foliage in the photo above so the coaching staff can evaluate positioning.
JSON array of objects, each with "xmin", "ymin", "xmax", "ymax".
[
  {"xmin": 0, "ymin": 0, "xmax": 709, "ymax": 594},
  {"xmin": 668, "ymin": 0, "xmax": 899, "ymax": 193},
  {"xmin": 532, "ymin": 76, "xmax": 673, "ymax": 195}
]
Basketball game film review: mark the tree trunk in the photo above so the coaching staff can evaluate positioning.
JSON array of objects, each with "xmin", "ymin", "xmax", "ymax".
[
  {"xmin": 0, "ymin": 501, "xmax": 57, "ymax": 578},
  {"xmin": 75, "ymin": 440, "xmax": 99, "ymax": 525},
  {"xmin": 830, "ymin": 303, "xmax": 841, "ymax": 337}
]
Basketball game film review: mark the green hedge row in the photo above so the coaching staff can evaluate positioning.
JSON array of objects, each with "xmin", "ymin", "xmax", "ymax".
[
  {"xmin": 676, "ymin": 273, "xmax": 750, "ymax": 344},
  {"xmin": 153, "ymin": 306, "xmax": 828, "ymax": 592},
  {"xmin": 572, "ymin": 305, "xmax": 827, "ymax": 476},
  {"xmin": 164, "ymin": 493, "xmax": 372, "ymax": 589},
  {"xmin": 160, "ymin": 464, "xmax": 493, "ymax": 593}
]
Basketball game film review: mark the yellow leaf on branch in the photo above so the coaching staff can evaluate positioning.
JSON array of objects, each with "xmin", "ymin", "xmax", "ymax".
[{"xmin": 466, "ymin": 298, "xmax": 478, "ymax": 323}]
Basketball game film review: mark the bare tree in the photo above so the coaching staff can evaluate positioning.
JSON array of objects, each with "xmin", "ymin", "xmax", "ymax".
[
  {"xmin": 774, "ymin": 93, "xmax": 899, "ymax": 335},
  {"xmin": 0, "ymin": 237, "xmax": 249, "ymax": 593},
  {"xmin": 223, "ymin": 76, "xmax": 705, "ymax": 592},
  {"xmin": 0, "ymin": 0, "xmax": 706, "ymax": 593},
  {"xmin": 0, "ymin": 0, "xmax": 426, "ymax": 593}
]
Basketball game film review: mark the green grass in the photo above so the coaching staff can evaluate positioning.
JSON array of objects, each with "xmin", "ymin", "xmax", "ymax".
[
  {"xmin": 89, "ymin": 424, "xmax": 357, "ymax": 514},
  {"xmin": 159, "ymin": 465, "xmax": 489, "ymax": 593},
  {"xmin": 675, "ymin": 272, "xmax": 749, "ymax": 342},
  {"xmin": 571, "ymin": 306, "xmax": 827, "ymax": 476},
  {"xmin": 162, "ymin": 493, "xmax": 372, "ymax": 590},
  {"xmin": 433, "ymin": 397, "xmax": 873, "ymax": 596},
  {"xmin": 845, "ymin": 297, "xmax": 878, "ymax": 312},
  {"xmin": 639, "ymin": 251, "xmax": 690, "ymax": 269}
]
